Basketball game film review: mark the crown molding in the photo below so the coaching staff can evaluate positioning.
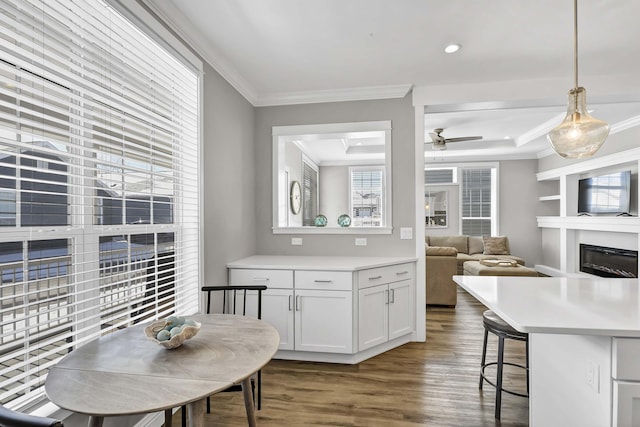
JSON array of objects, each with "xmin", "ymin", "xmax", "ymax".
[
  {"xmin": 141, "ymin": 0, "xmax": 259, "ymax": 105},
  {"xmin": 255, "ymin": 84, "xmax": 413, "ymax": 107},
  {"xmin": 142, "ymin": 1, "xmax": 412, "ymax": 107}
]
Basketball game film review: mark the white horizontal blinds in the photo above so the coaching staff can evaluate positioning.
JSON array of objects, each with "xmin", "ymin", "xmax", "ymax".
[
  {"xmin": 461, "ymin": 168, "xmax": 493, "ymax": 236},
  {"xmin": 350, "ymin": 166, "xmax": 385, "ymax": 227},
  {"xmin": 301, "ymin": 160, "xmax": 317, "ymax": 226},
  {"xmin": 0, "ymin": 0, "xmax": 200, "ymax": 407}
]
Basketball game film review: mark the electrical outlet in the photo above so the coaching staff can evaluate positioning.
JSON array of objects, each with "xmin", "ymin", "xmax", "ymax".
[
  {"xmin": 586, "ymin": 361, "xmax": 600, "ymax": 393},
  {"xmin": 291, "ymin": 238, "xmax": 303, "ymax": 246},
  {"xmin": 400, "ymin": 227, "xmax": 413, "ymax": 239},
  {"xmin": 355, "ymin": 238, "xmax": 367, "ymax": 246}
]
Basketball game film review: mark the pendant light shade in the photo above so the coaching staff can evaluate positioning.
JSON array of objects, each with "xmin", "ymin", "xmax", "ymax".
[
  {"xmin": 547, "ymin": 0, "xmax": 609, "ymax": 158},
  {"xmin": 547, "ymin": 87, "xmax": 610, "ymax": 159}
]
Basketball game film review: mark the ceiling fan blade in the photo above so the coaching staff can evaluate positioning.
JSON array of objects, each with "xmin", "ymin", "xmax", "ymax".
[{"xmin": 444, "ymin": 136, "xmax": 483, "ymax": 143}]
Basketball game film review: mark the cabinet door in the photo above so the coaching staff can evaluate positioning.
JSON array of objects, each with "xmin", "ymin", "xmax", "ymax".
[
  {"xmin": 294, "ymin": 289, "xmax": 353, "ymax": 354},
  {"xmin": 613, "ymin": 380, "xmax": 640, "ymax": 426},
  {"xmin": 233, "ymin": 289, "xmax": 294, "ymax": 351},
  {"xmin": 358, "ymin": 284, "xmax": 388, "ymax": 351},
  {"xmin": 388, "ymin": 279, "xmax": 413, "ymax": 340}
]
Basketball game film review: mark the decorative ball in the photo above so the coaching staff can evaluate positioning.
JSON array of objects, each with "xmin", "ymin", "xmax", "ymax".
[
  {"xmin": 337, "ymin": 214, "xmax": 351, "ymax": 227},
  {"xmin": 314, "ymin": 214, "xmax": 327, "ymax": 227}
]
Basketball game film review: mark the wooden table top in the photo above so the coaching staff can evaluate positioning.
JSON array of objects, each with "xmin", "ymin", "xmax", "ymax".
[{"xmin": 45, "ymin": 314, "xmax": 279, "ymax": 416}]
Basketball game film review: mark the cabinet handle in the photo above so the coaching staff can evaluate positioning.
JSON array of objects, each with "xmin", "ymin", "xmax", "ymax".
[
  {"xmin": 396, "ymin": 271, "xmax": 409, "ymax": 275},
  {"xmin": 390, "ymin": 289, "xmax": 395, "ymax": 303},
  {"xmin": 288, "ymin": 295, "xmax": 292, "ymax": 311},
  {"xmin": 385, "ymin": 289, "xmax": 389, "ymax": 304},
  {"xmin": 368, "ymin": 275, "xmax": 383, "ymax": 280},
  {"xmin": 252, "ymin": 277, "xmax": 269, "ymax": 282},
  {"xmin": 314, "ymin": 280, "xmax": 333, "ymax": 283},
  {"xmin": 295, "ymin": 295, "xmax": 301, "ymax": 311}
]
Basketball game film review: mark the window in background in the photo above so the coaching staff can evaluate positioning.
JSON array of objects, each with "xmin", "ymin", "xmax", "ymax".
[
  {"xmin": 302, "ymin": 158, "xmax": 318, "ymax": 226},
  {"xmin": 0, "ymin": 0, "xmax": 200, "ymax": 408},
  {"xmin": 350, "ymin": 166, "xmax": 385, "ymax": 227},
  {"xmin": 460, "ymin": 166, "xmax": 498, "ymax": 236}
]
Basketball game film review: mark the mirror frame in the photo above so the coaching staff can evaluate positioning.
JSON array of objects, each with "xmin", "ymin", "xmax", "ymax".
[
  {"xmin": 425, "ymin": 190, "xmax": 448, "ymax": 228},
  {"xmin": 272, "ymin": 120, "xmax": 393, "ymax": 234}
]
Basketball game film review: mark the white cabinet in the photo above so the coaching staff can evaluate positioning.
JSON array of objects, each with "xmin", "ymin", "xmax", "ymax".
[
  {"xmin": 358, "ymin": 263, "xmax": 414, "ymax": 352},
  {"xmin": 612, "ymin": 338, "xmax": 640, "ymax": 426},
  {"xmin": 294, "ymin": 289, "xmax": 352, "ymax": 353},
  {"xmin": 229, "ymin": 268, "xmax": 353, "ymax": 354},
  {"xmin": 227, "ymin": 256, "xmax": 416, "ymax": 363}
]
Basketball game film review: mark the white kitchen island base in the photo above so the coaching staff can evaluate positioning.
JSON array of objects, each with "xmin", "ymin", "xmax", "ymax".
[{"xmin": 453, "ymin": 275, "xmax": 640, "ymax": 427}]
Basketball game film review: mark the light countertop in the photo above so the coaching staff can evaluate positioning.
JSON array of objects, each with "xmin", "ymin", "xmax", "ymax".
[
  {"xmin": 453, "ymin": 275, "xmax": 640, "ymax": 337},
  {"xmin": 227, "ymin": 255, "xmax": 416, "ymax": 271}
]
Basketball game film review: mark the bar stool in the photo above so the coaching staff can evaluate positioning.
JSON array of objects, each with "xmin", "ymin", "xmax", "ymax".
[{"xmin": 479, "ymin": 310, "xmax": 529, "ymax": 419}]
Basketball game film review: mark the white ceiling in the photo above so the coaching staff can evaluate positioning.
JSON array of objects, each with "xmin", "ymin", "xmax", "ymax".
[{"xmin": 145, "ymin": 0, "xmax": 640, "ymax": 160}]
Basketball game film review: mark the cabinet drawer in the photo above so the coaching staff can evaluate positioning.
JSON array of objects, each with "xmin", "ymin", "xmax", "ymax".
[
  {"xmin": 358, "ymin": 263, "xmax": 414, "ymax": 289},
  {"xmin": 229, "ymin": 268, "xmax": 293, "ymax": 289},
  {"xmin": 295, "ymin": 271, "xmax": 352, "ymax": 290},
  {"xmin": 613, "ymin": 338, "xmax": 640, "ymax": 380}
]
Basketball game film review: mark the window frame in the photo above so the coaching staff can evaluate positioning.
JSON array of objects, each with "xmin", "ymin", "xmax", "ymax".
[{"xmin": 0, "ymin": 0, "xmax": 202, "ymax": 411}]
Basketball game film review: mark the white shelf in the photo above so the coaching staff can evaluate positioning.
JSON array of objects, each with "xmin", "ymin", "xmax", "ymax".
[
  {"xmin": 536, "ymin": 147, "xmax": 640, "ymax": 181},
  {"xmin": 539, "ymin": 195, "xmax": 561, "ymax": 201},
  {"xmin": 537, "ymin": 216, "xmax": 640, "ymax": 233}
]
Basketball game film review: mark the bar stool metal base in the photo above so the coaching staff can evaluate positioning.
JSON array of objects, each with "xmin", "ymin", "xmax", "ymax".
[{"xmin": 479, "ymin": 310, "xmax": 529, "ymax": 419}]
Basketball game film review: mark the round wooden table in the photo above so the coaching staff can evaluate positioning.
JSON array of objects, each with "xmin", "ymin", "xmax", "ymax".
[{"xmin": 45, "ymin": 314, "xmax": 279, "ymax": 427}]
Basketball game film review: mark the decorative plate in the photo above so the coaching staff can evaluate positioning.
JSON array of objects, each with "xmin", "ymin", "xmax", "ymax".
[
  {"xmin": 337, "ymin": 214, "xmax": 351, "ymax": 227},
  {"xmin": 314, "ymin": 214, "xmax": 328, "ymax": 227},
  {"xmin": 144, "ymin": 319, "xmax": 201, "ymax": 349}
]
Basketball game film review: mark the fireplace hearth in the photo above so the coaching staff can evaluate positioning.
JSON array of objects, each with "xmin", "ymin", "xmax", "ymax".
[{"xmin": 579, "ymin": 244, "xmax": 638, "ymax": 278}]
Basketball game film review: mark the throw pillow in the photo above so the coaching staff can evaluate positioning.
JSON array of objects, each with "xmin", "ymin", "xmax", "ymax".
[{"xmin": 483, "ymin": 236, "xmax": 510, "ymax": 255}]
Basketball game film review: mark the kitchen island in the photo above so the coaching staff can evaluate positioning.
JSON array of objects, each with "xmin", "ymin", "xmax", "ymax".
[{"xmin": 453, "ymin": 275, "xmax": 640, "ymax": 427}]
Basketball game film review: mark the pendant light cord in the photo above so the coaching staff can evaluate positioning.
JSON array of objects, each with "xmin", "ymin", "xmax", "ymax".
[{"xmin": 574, "ymin": 0, "xmax": 578, "ymax": 88}]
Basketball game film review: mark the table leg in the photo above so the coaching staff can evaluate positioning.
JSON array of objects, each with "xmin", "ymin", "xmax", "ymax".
[
  {"xmin": 88, "ymin": 416, "xmax": 104, "ymax": 427},
  {"xmin": 241, "ymin": 377, "xmax": 257, "ymax": 427},
  {"xmin": 164, "ymin": 408, "xmax": 173, "ymax": 427},
  {"xmin": 186, "ymin": 398, "xmax": 205, "ymax": 427}
]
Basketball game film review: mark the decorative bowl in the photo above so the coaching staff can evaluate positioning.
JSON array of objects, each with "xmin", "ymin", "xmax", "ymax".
[{"xmin": 144, "ymin": 318, "xmax": 201, "ymax": 349}]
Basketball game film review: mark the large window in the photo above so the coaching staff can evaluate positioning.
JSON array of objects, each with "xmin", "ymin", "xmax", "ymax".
[
  {"xmin": 461, "ymin": 166, "xmax": 497, "ymax": 236},
  {"xmin": 0, "ymin": 0, "xmax": 200, "ymax": 408},
  {"xmin": 350, "ymin": 166, "xmax": 385, "ymax": 227},
  {"xmin": 425, "ymin": 165, "xmax": 497, "ymax": 236}
]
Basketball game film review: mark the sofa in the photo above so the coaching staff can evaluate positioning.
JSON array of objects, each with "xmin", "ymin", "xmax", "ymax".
[
  {"xmin": 425, "ymin": 235, "xmax": 525, "ymax": 307},
  {"xmin": 426, "ymin": 235, "xmax": 525, "ymax": 275},
  {"xmin": 426, "ymin": 246, "xmax": 458, "ymax": 306}
]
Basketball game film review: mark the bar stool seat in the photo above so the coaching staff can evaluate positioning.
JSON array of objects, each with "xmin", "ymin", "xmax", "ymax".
[{"xmin": 479, "ymin": 310, "xmax": 529, "ymax": 419}]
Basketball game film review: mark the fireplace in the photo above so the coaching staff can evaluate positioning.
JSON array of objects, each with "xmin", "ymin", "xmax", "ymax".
[{"xmin": 579, "ymin": 244, "xmax": 638, "ymax": 278}]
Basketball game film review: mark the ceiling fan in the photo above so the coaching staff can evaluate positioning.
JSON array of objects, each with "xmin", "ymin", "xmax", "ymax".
[{"xmin": 426, "ymin": 128, "xmax": 483, "ymax": 150}]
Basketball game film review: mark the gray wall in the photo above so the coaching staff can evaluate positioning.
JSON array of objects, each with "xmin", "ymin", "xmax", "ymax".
[
  {"xmin": 202, "ymin": 62, "xmax": 257, "ymax": 286},
  {"xmin": 499, "ymin": 159, "xmax": 542, "ymax": 267},
  {"xmin": 255, "ymin": 95, "xmax": 416, "ymax": 257}
]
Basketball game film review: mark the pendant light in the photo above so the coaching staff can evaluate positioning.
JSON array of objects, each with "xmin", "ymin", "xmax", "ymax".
[{"xmin": 547, "ymin": 0, "xmax": 609, "ymax": 159}]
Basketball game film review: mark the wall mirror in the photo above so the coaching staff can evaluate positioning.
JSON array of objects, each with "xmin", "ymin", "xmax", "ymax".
[
  {"xmin": 425, "ymin": 190, "xmax": 448, "ymax": 228},
  {"xmin": 272, "ymin": 121, "xmax": 392, "ymax": 234}
]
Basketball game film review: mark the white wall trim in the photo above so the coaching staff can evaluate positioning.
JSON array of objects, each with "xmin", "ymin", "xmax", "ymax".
[{"xmin": 255, "ymin": 84, "xmax": 413, "ymax": 107}]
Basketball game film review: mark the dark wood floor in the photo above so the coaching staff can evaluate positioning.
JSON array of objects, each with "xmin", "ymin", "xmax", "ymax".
[{"xmin": 173, "ymin": 288, "xmax": 529, "ymax": 426}]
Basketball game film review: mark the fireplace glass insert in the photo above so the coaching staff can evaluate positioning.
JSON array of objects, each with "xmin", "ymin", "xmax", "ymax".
[{"xmin": 579, "ymin": 244, "xmax": 638, "ymax": 278}]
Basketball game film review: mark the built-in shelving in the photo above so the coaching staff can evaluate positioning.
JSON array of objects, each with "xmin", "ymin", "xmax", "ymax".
[{"xmin": 536, "ymin": 148, "xmax": 640, "ymax": 276}]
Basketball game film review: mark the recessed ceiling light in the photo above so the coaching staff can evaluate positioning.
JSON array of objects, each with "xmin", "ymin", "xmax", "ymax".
[
  {"xmin": 444, "ymin": 44, "xmax": 461, "ymax": 54},
  {"xmin": 504, "ymin": 136, "xmax": 511, "ymax": 140}
]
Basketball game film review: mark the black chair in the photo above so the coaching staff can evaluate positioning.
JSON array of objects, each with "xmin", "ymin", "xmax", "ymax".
[
  {"xmin": 175, "ymin": 285, "xmax": 267, "ymax": 427},
  {"xmin": 0, "ymin": 405, "xmax": 63, "ymax": 427},
  {"xmin": 479, "ymin": 310, "xmax": 529, "ymax": 419}
]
